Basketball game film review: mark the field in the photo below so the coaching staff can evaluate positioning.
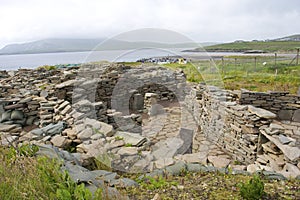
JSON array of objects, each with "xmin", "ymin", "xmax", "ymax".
[
  {"xmin": 1, "ymin": 146, "xmax": 299, "ymax": 200},
  {"xmin": 193, "ymin": 41, "xmax": 300, "ymax": 53},
  {"xmin": 161, "ymin": 56, "xmax": 300, "ymax": 94}
]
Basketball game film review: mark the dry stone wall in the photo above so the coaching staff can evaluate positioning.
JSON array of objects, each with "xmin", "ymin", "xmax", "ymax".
[
  {"xmin": 56, "ymin": 64, "xmax": 185, "ymax": 109},
  {"xmin": 186, "ymin": 84, "xmax": 300, "ymax": 177},
  {"xmin": 1, "ymin": 64, "xmax": 299, "ymax": 179},
  {"xmin": 238, "ymin": 89, "xmax": 300, "ymax": 122}
]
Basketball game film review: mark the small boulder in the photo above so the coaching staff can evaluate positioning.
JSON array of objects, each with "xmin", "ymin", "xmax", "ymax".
[{"xmin": 51, "ymin": 135, "xmax": 70, "ymax": 148}]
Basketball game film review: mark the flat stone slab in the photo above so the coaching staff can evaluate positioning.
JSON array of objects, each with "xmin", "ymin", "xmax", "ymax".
[
  {"xmin": 208, "ymin": 155, "xmax": 231, "ymax": 168},
  {"xmin": 248, "ymin": 105, "xmax": 276, "ymax": 119},
  {"xmin": 177, "ymin": 128, "xmax": 194, "ymax": 154},
  {"xmin": 117, "ymin": 147, "xmax": 138, "ymax": 156},
  {"xmin": 278, "ymin": 134, "xmax": 296, "ymax": 144},
  {"xmin": 115, "ymin": 131, "xmax": 147, "ymax": 147},
  {"xmin": 55, "ymin": 79, "xmax": 78, "ymax": 89},
  {"xmin": 292, "ymin": 109, "xmax": 300, "ymax": 122},
  {"xmin": 154, "ymin": 158, "xmax": 175, "ymax": 169},
  {"xmin": 0, "ymin": 124, "xmax": 18, "ymax": 132},
  {"xmin": 261, "ymin": 129, "xmax": 300, "ymax": 161},
  {"xmin": 151, "ymin": 138, "xmax": 184, "ymax": 160},
  {"xmin": 176, "ymin": 152, "xmax": 208, "ymax": 165},
  {"xmin": 31, "ymin": 121, "xmax": 66, "ymax": 137}
]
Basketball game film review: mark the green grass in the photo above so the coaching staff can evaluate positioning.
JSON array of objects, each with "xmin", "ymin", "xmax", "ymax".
[
  {"xmin": 160, "ymin": 56, "xmax": 300, "ymax": 94},
  {"xmin": 37, "ymin": 65, "xmax": 57, "ymax": 70},
  {"xmin": 120, "ymin": 171, "xmax": 300, "ymax": 200},
  {"xmin": 0, "ymin": 145, "xmax": 104, "ymax": 200},
  {"xmin": 199, "ymin": 41, "xmax": 300, "ymax": 53}
]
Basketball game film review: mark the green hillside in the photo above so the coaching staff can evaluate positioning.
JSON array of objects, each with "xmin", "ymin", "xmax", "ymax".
[{"xmin": 198, "ymin": 41, "xmax": 300, "ymax": 53}]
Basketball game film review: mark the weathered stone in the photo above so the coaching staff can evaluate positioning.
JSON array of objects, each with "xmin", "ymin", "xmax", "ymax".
[
  {"xmin": 74, "ymin": 100, "xmax": 94, "ymax": 113},
  {"xmin": 208, "ymin": 156, "xmax": 231, "ymax": 168},
  {"xmin": 61, "ymin": 105, "xmax": 72, "ymax": 115},
  {"xmin": 51, "ymin": 135, "xmax": 70, "ymax": 148},
  {"xmin": 241, "ymin": 125, "xmax": 258, "ymax": 134},
  {"xmin": 154, "ymin": 158, "xmax": 175, "ymax": 169},
  {"xmin": 262, "ymin": 171, "xmax": 286, "ymax": 180},
  {"xmin": 278, "ymin": 110, "xmax": 293, "ymax": 121},
  {"xmin": 110, "ymin": 178, "xmax": 138, "ymax": 187},
  {"xmin": 56, "ymin": 79, "xmax": 77, "ymax": 89},
  {"xmin": 19, "ymin": 97, "xmax": 33, "ymax": 103},
  {"xmin": 99, "ymin": 122, "xmax": 114, "ymax": 137},
  {"xmin": 0, "ymin": 124, "xmax": 17, "ymax": 132},
  {"xmin": 269, "ymin": 123, "xmax": 284, "ymax": 131},
  {"xmin": 57, "ymin": 101, "xmax": 70, "ymax": 111},
  {"xmin": 77, "ymin": 128, "xmax": 93, "ymax": 140},
  {"xmin": 280, "ymin": 163, "xmax": 300, "ymax": 178},
  {"xmin": 1, "ymin": 111, "xmax": 11, "ymax": 122},
  {"xmin": 177, "ymin": 152, "xmax": 208, "ymax": 165},
  {"xmin": 248, "ymin": 105, "xmax": 276, "ymax": 119},
  {"xmin": 262, "ymin": 142, "xmax": 280, "ymax": 155},
  {"xmin": 151, "ymin": 193, "xmax": 161, "ymax": 200},
  {"xmin": 106, "ymin": 140, "xmax": 125, "ymax": 150},
  {"xmin": 90, "ymin": 134, "xmax": 102, "ymax": 140},
  {"xmin": 117, "ymin": 147, "xmax": 138, "ymax": 156},
  {"xmin": 247, "ymin": 163, "xmax": 261, "ymax": 173},
  {"xmin": 261, "ymin": 130, "xmax": 300, "ymax": 161},
  {"xmin": 278, "ymin": 134, "xmax": 296, "ymax": 144},
  {"xmin": 165, "ymin": 161, "xmax": 186, "ymax": 175},
  {"xmin": 292, "ymin": 109, "xmax": 300, "ymax": 122},
  {"xmin": 231, "ymin": 165, "xmax": 246, "ymax": 171},
  {"xmin": 152, "ymin": 138, "xmax": 184, "ymax": 160},
  {"xmin": 1, "ymin": 135, "xmax": 18, "ymax": 145},
  {"xmin": 43, "ymin": 121, "xmax": 66, "ymax": 136},
  {"xmin": 114, "ymin": 131, "xmax": 147, "ymax": 147},
  {"xmin": 177, "ymin": 128, "xmax": 194, "ymax": 154},
  {"xmin": 4, "ymin": 104, "xmax": 24, "ymax": 110},
  {"xmin": 40, "ymin": 90, "xmax": 48, "ymax": 98},
  {"xmin": 186, "ymin": 163, "xmax": 202, "ymax": 172}
]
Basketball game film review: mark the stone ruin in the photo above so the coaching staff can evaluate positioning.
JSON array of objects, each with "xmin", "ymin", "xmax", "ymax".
[
  {"xmin": 0, "ymin": 63, "xmax": 299, "ymax": 195},
  {"xmin": 186, "ymin": 84, "xmax": 300, "ymax": 177}
]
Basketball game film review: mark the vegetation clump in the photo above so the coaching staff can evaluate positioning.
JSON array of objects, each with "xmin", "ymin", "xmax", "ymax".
[
  {"xmin": 0, "ymin": 145, "xmax": 104, "ymax": 200},
  {"xmin": 238, "ymin": 175, "xmax": 265, "ymax": 200}
]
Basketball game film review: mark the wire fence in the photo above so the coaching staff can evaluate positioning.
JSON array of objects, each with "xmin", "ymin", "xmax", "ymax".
[{"xmin": 205, "ymin": 54, "xmax": 299, "ymax": 76}]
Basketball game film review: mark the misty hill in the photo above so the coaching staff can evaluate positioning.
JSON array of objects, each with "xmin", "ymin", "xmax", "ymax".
[
  {"xmin": 0, "ymin": 39, "xmax": 105, "ymax": 55},
  {"xmin": 0, "ymin": 38, "xmax": 201, "ymax": 55},
  {"xmin": 273, "ymin": 34, "xmax": 300, "ymax": 41},
  {"xmin": 188, "ymin": 34, "xmax": 300, "ymax": 53}
]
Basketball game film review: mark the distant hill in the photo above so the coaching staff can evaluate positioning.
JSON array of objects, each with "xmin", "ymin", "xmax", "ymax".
[
  {"xmin": 274, "ymin": 34, "xmax": 300, "ymax": 41},
  {"xmin": 187, "ymin": 34, "xmax": 300, "ymax": 53},
  {"xmin": 0, "ymin": 38, "xmax": 204, "ymax": 55},
  {"xmin": 0, "ymin": 39, "xmax": 105, "ymax": 55}
]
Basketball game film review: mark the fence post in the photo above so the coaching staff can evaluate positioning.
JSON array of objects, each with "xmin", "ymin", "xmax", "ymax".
[
  {"xmin": 221, "ymin": 57, "xmax": 224, "ymax": 74},
  {"xmin": 296, "ymin": 48, "xmax": 299, "ymax": 65},
  {"xmin": 234, "ymin": 58, "xmax": 237, "ymax": 71},
  {"xmin": 254, "ymin": 57, "xmax": 257, "ymax": 72}
]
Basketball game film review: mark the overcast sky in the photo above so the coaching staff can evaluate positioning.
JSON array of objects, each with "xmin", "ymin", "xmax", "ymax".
[{"xmin": 0, "ymin": 0, "xmax": 299, "ymax": 48}]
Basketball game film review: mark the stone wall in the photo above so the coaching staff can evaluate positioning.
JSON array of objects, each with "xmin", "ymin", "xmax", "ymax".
[
  {"xmin": 238, "ymin": 89, "xmax": 300, "ymax": 122},
  {"xmin": 1, "ymin": 64, "xmax": 299, "ymax": 177},
  {"xmin": 56, "ymin": 64, "xmax": 186, "ymax": 122},
  {"xmin": 0, "ymin": 97, "xmax": 41, "ymax": 133},
  {"xmin": 186, "ymin": 84, "xmax": 300, "ymax": 169}
]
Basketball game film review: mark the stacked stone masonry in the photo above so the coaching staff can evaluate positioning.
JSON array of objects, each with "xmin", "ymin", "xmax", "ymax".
[
  {"xmin": 239, "ymin": 89, "xmax": 300, "ymax": 122},
  {"xmin": 185, "ymin": 84, "xmax": 300, "ymax": 177},
  {"xmin": 1, "ymin": 64, "xmax": 299, "ymax": 180}
]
